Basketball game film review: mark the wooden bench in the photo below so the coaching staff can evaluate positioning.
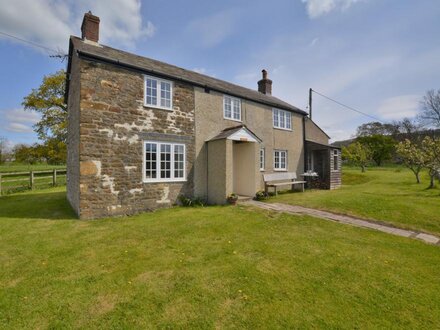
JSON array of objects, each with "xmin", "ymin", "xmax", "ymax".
[{"xmin": 263, "ymin": 172, "xmax": 307, "ymax": 195}]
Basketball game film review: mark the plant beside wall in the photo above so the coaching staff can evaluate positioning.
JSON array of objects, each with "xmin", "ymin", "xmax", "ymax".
[
  {"xmin": 178, "ymin": 195, "xmax": 205, "ymax": 207},
  {"xmin": 227, "ymin": 193, "xmax": 238, "ymax": 205},
  {"xmin": 255, "ymin": 190, "xmax": 269, "ymax": 201}
]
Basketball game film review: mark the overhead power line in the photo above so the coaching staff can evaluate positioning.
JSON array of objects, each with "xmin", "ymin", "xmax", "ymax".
[
  {"xmin": 310, "ymin": 88, "xmax": 383, "ymax": 122},
  {"xmin": 0, "ymin": 31, "xmax": 67, "ymax": 56}
]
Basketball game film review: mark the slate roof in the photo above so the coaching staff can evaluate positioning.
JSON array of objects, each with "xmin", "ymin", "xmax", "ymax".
[{"xmin": 70, "ymin": 36, "xmax": 307, "ymax": 116}]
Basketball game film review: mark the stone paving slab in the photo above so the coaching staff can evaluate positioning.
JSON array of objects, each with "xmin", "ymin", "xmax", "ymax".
[{"xmin": 243, "ymin": 200, "xmax": 440, "ymax": 246}]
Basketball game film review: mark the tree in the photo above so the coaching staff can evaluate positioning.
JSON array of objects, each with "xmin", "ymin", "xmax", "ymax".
[
  {"xmin": 419, "ymin": 89, "xmax": 440, "ymax": 128},
  {"xmin": 13, "ymin": 144, "xmax": 37, "ymax": 164},
  {"xmin": 396, "ymin": 139, "xmax": 425, "ymax": 183},
  {"xmin": 355, "ymin": 121, "xmax": 399, "ymax": 137},
  {"xmin": 421, "ymin": 136, "xmax": 440, "ymax": 189},
  {"xmin": 342, "ymin": 142, "xmax": 372, "ymax": 172},
  {"xmin": 357, "ymin": 135, "xmax": 396, "ymax": 166},
  {"xmin": 22, "ymin": 70, "xmax": 67, "ymax": 143}
]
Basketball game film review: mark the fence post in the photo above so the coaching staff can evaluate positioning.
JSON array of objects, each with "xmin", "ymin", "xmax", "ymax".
[
  {"xmin": 30, "ymin": 171, "xmax": 34, "ymax": 190},
  {"xmin": 0, "ymin": 174, "xmax": 2, "ymax": 196},
  {"xmin": 53, "ymin": 169, "xmax": 57, "ymax": 186}
]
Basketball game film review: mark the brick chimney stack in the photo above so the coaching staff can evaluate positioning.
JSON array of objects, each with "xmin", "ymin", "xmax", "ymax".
[
  {"xmin": 81, "ymin": 11, "xmax": 100, "ymax": 43},
  {"xmin": 257, "ymin": 69, "xmax": 272, "ymax": 95}
]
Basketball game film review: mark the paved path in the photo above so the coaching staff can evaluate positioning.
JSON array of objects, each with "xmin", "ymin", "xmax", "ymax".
[{"xmin": 243, "ymin": 200, "xmax": 440, "ymax": 246}]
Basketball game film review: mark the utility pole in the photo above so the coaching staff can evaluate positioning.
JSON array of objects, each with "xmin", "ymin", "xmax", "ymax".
[{"xmin": 309, "ymin": 88, "xmax": 312, "ymax": 119}]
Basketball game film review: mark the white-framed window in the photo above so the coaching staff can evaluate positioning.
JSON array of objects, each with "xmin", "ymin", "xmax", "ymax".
[
  {"xmin": 333, "ymin": 149, "xmax": 339, "ymax": 171},
  {"xmin": 144, "ymin": 75, "xmax": 173, "ymax": 110},
  {"xmin": 143, "ymin": 141, "xmax": 186, "ymax": 182},
  {"xmin": 223, "ymin": 95, "xmax": 241, "ymax": 121},
  {"xmin": 260, "ymin": 148, "xmax": 265, "ymax": 171},
  {"xmin": 273, "ymin": 109, "xmax": 292, "ymax": 130},
  {"xmin": 274, "ymin": 150, "xmax": 287, "ymax": 171}
]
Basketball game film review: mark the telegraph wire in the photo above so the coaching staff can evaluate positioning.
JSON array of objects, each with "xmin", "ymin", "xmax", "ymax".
[
  {"xmin": 0, "ymin": 31, "xmax": 67, "ymax": 57},
  {"xmin": 311, "ymin": 88, "xmax": 383, "ymax": 122}
]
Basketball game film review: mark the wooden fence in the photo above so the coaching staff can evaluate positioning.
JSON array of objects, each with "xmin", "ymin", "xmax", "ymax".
[{"xmin": 0, "ymin": 169, "xmax": 67, "ymax": 195}]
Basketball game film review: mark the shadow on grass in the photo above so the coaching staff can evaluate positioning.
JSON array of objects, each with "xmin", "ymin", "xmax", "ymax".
[{"xmin": 0, "ymin": 191, "xmax": 77, "ymax": 220}]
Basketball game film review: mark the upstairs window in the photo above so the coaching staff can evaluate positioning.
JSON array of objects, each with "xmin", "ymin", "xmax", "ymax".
[
  {"xmin": 224, "ymin": 95, "xmax": 241, "ymax": 121},
  {"xmin": 144, "ymin": 141, "xmax": 185, "ymax": 182},
  {"xmin": 274, "ymin": 150, "xmax": 287, "ymax": 171},
  {"xmin": 144, "ymin": 75, "xmax": 173, "ymax": 110},
  {"xmin": 273, "ymin": 109, "xmax": 292, "ymax": 130}
]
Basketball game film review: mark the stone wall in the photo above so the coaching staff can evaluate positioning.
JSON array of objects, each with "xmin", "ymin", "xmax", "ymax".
[{"xmin": 76, "ymin": 59, "xmax": 195, "ymax": 219}]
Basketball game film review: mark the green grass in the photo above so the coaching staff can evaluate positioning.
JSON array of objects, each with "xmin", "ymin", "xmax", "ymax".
[
  {"xmin": 272, "ymin": 166, "xmax": 440, "ymax": 236},
  {"xmin": 1, "ymin": 188, "xmax": 440, "ymax": 328}
]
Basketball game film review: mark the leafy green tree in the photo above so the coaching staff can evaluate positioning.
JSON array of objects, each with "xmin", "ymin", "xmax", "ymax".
[
  {"xmin": 421, "ymin": 136, "xmax": 440, "ymax": 189},
  {"xmin": 342, "ymin": 142, "xmax": 372, "ymax": 172},
  {"xmin": 356, "ymin": 121, "xmax": 399, "ymax": 137},
  {"xmin": 22, "ymin": 70, "xmax": 67, "ymax": 143},
  {"xmin": 13, "ymin": 144, "xmax": 37, "ymax": 164},
  {"xmin": 396, "ymin": 139, "xmax": 425, "ymax": 183},
  {"xmin": 357, "ymin": 135, "xmax": 396, "ymax": 166}
]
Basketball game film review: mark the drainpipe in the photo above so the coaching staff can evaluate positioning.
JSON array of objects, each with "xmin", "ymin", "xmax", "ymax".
[{"xmin": 303, "ymin": 116, "xmax": 307, "ymax": 172}]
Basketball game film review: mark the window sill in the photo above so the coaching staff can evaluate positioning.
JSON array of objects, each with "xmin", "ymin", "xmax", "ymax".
[
  {"xmin": 224, "ymin": 116, "xmax": 242, "ymax": 123},
  {"xmin": 143, "ymin": 179, "xmax": 187, "ymax": 183},
  {"xmin": 273, "ymin": 169, "xmax": 287, "ymax": 172},
  {"xmin": 273, "ymin": 127, "xmax": 293, "ymax": 132},
  {"xmin": 143, "ymin": 104, "xmax": 173, "ymax": 111}
]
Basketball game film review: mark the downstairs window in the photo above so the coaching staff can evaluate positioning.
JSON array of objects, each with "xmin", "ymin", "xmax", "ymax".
[{"xmin": 144, "ymin": 141, "xmax": 186, "ymax": 182}]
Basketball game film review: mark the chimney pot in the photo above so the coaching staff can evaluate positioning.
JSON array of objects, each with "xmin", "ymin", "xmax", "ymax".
[
  {"xmin": 258, "ymin": 69, "xmax": 272, "ymax": 95},
  {"xmin": 81, "ymin": 11, "xmax": 100, "ymax": 43}
]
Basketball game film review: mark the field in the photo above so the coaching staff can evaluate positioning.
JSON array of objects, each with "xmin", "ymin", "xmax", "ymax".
[
  {"xmin": 272, "ymin": 166, "xmax": 440, "ymax": 235},
  {"xmin": 0, "ymin": 186, "xmax": 439, "ymax": 328},
  {"xmin": 0, "ymin": 163, "xmax": 66, "ymax": 173}
]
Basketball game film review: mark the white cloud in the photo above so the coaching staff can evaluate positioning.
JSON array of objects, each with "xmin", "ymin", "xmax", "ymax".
[
  {"xmin": 309, "ymin": 37, "xmax": 319, "ymax": 47},
  {"xmin": 193, "ymin": 68, "xmax": 207, "ymax": 74},
  {"xmin": 0, "ymin": 0, "xmax": 155, "ymax": 53},
  {"xmin": 302, "ymin": 0, "xmax": 363, "ymax": 18},
  {"xmin": 5, "ymin": 108, "xmax": 40, "ymax": 124},
  {"xmin": 6, "ymin": 123, "xmax": 34, "ymax": 133},
  {"xmin": 376, "ymin": 95, "xmax": 420, "ymax": 120},
  {"xmin": 187, "ymin": 10, "xmax": 239, "ymax": 47}
]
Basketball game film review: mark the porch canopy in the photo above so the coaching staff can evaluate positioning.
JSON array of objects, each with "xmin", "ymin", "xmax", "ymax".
[{"xmin": 207, "ymin": 125, "xmax": 262, "ymax": 143}]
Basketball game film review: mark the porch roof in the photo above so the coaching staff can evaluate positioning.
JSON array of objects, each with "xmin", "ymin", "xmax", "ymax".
[
  {"xmin": 306, "ymin": 140, "xmax": 341, "ymax": 150},
  {"xmin": 208, "ymin": 125, "xmax": 262, "ymax": 143}
]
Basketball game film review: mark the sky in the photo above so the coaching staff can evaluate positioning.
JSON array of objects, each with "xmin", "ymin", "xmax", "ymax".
[{"xmin": 0, "ymin": 0, "xmax": 439, "ymax": 148}]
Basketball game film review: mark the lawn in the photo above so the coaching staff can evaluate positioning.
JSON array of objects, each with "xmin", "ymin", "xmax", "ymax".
[
  {"xmin": 1, "ymin": 188, "xmax": 440, "ymax": 328},
  {"xmin": 272, "ymin": 166, "xmax": 440, "ymax": 236}
]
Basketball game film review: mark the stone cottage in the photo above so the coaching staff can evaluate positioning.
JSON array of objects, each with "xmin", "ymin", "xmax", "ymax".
[{"xmin": 66, "ymin": 12, "xmax": 341, "ymax": 219}]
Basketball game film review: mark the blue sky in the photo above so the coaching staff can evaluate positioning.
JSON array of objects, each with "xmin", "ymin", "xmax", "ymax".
[{"xmin": 1, "ymin": 0, "xmax": 439, "ymax": 148}]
